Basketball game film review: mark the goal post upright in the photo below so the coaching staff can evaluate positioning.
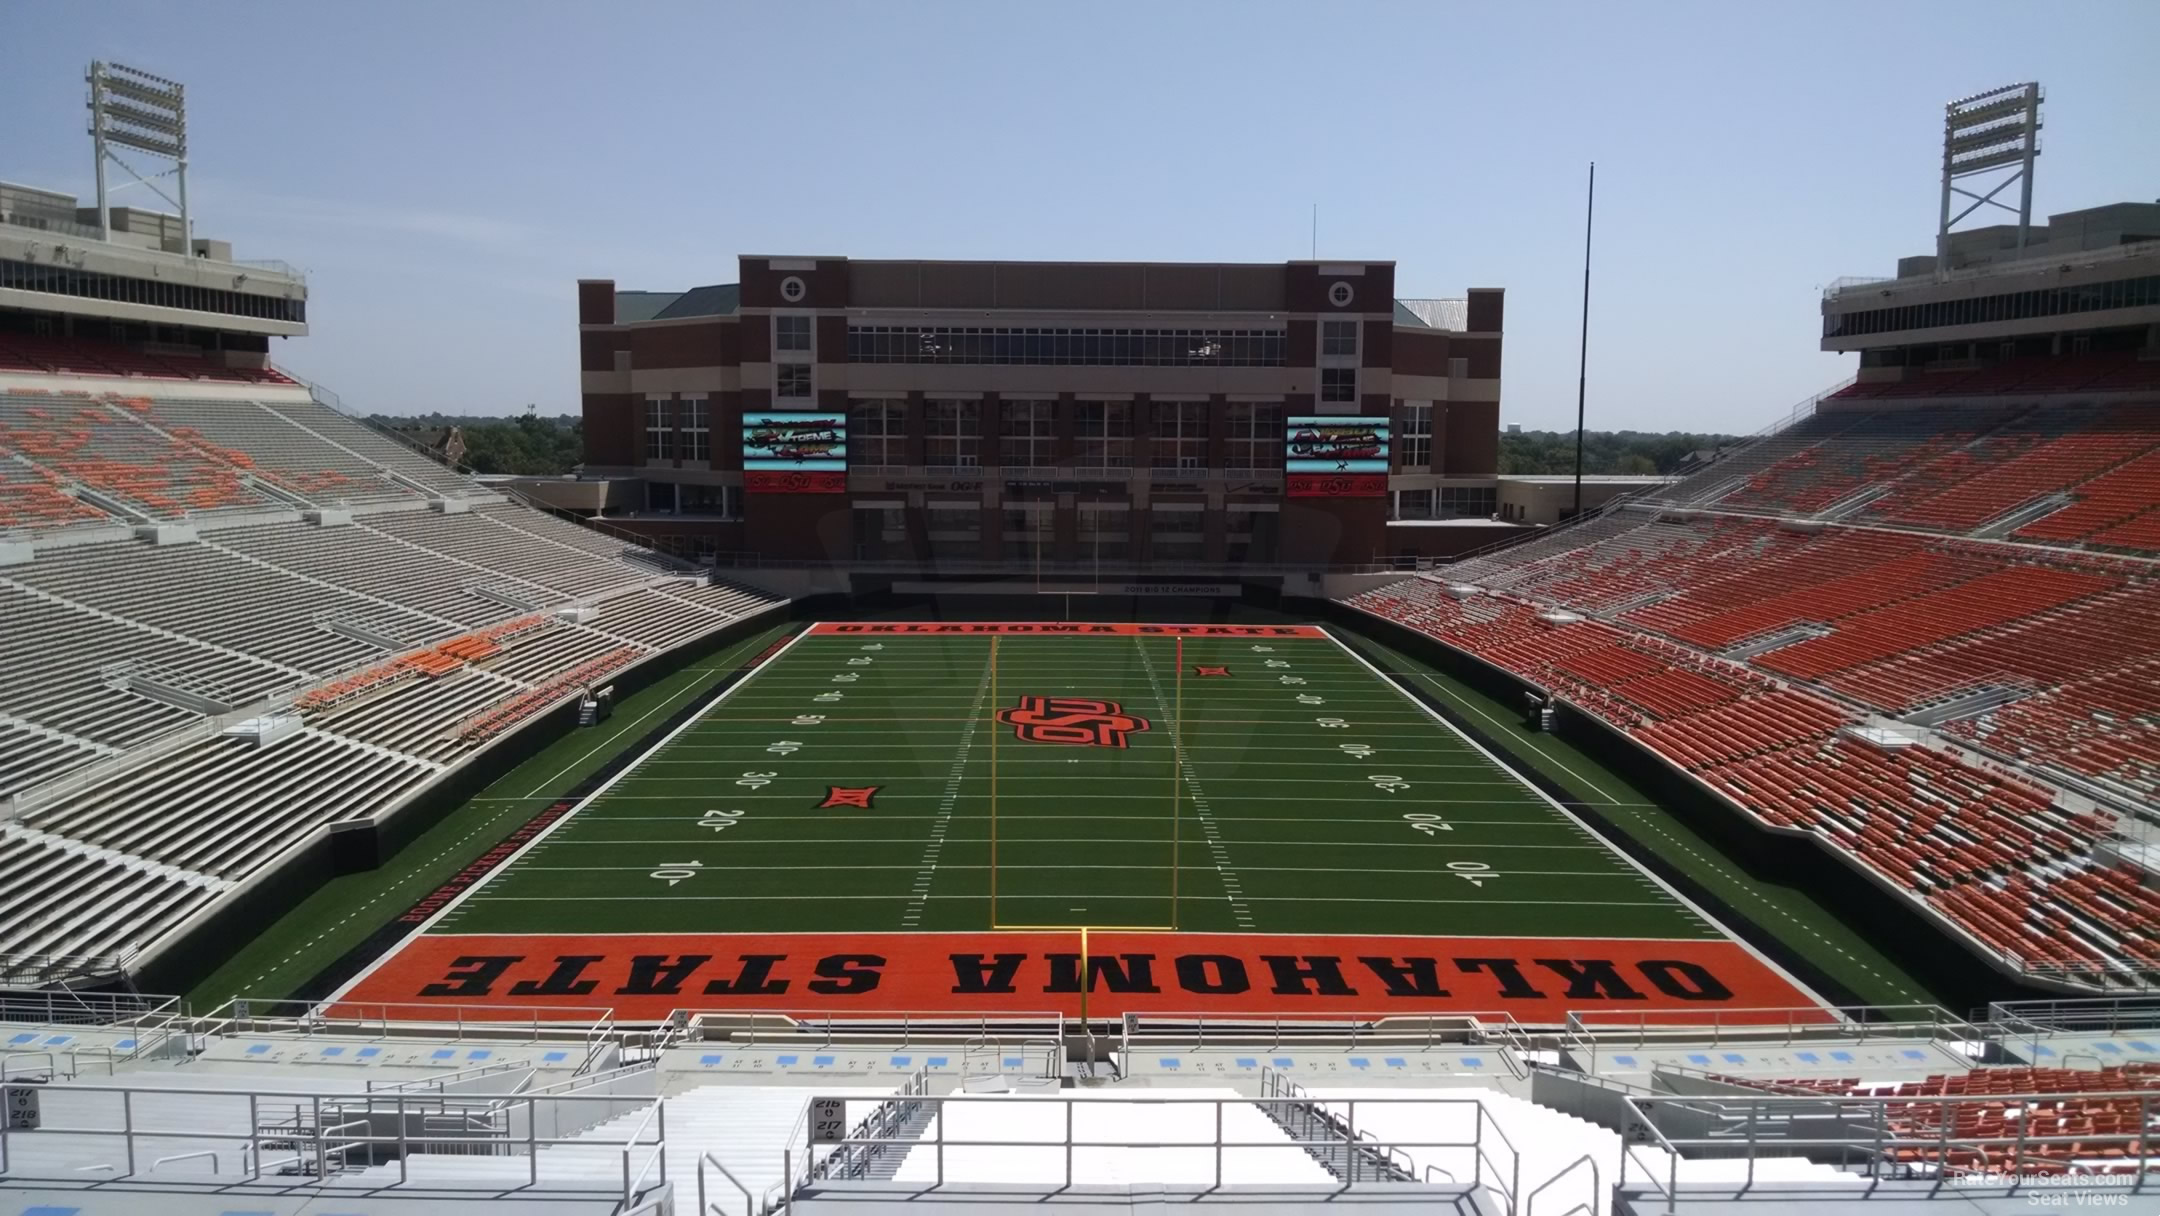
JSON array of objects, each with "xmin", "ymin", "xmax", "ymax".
[
  {"xmin": 1172, "ymin": 634, "xmax": 1183, "ymax": 932},
  {"xmin": 989, "ymin": 634, "xmax": 999, "ymax": 929}
]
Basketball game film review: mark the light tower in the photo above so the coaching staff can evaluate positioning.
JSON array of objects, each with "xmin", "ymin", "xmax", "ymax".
[
  {"xmin": 1936, "ymin": 82, "xmax": 2042, "ymax": 269},
  {"xmin": 85, "ymin": 61, "xmax": 191, "ymax": 247}
]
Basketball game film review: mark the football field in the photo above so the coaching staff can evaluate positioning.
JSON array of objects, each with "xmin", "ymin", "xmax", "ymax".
[{"xmin": 340, "ymin": 623, "xmax": 1827, "ymax": 1023}]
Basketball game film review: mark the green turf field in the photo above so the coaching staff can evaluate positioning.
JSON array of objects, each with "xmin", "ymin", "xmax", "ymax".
[{"xmin": 420, "ymin": 626, "xmax": 1721, "ymax": 943}]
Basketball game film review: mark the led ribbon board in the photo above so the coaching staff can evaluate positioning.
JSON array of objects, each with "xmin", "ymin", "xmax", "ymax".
[
  {"xmin": 744, "ymin": 412, "xmax": 847, "ymax": 493},
  {"xmin": 1286, "ymin": 416, "xmax": 1389, "ymax": 497}
]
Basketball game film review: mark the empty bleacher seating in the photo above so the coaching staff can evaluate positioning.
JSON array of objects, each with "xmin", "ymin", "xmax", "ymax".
[{"xmin": 0, "ymin": 380, "xmax": 788, "ymax": 968}]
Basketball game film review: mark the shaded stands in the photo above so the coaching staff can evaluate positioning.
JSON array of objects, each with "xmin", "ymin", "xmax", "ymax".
[
  {"xmin": 1830, "ymin": 353, "xmax": 2160, "ymax": 401},
  {"xmin": 0, "ymin": 333, "xmax": 298, "ymax": 384}
]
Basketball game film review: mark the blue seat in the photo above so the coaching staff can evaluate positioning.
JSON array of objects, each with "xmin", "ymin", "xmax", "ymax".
[
  {"xmin": 927, "ymin": 1057, "xmax": 949, "ymax": 1068},
  {"xmin": 357, "ymin": 1047, "xmax": 382, "ymax": 1058},
  {"xmin": 2033, "ymin": 1045, "xmax": 2057, "ymax": 1057},
  {"xmin": 1461, "ymin": 1056, "xmax": 1483, "ymax": 1069},
  {"xmin": 321, "ymin": 1047, "xmax": 345, "ymax": 1057},
  {"xmin": 466, "ymin": 1050, "xmax": 492, "ymax": 1060},
  {"xmin": 1234, "ymin": 1058, "xmax": 1257, "ymax": 1070},
  {"xmin": 890, "ymin": 1056, "xmax": 912, "ymax": 1068},
  {"xmin": 1830, "ymin": 1051, "xmax": 1854, "ymax": 1063},
  {"xmin": 2095, "ymin": 1042, "xmax": 2123, "ymax": 1055},
  {"xmin": 245, "ymin": 1044, "xmax": 271, "ymax": 1055},
  {"xmin": 1795, "ymin": 1052, "xmax": 1820, "ymax": 1064},
  {"xmin": 1614, "ymin": 1055, "xmax": 1637, "ymax": 1067},
  {"xmin": 2129, "ymin": 1041, "xmax": 2156, "ymax": 1054},
  {"xmin": 42, "ymin": 1035, "xmax": 73, "ymax": 1046},
  {"xmin": 814, "ymin": 1056, "xmax": 835, "ymax": 1068},
  {"xmin": 114, "ymin": 1039, "xmax": 136, "ymax": 1051},
  {"xmin": 431, "ymin": 1049, "xmax": 456, "ymax": 1060},
  {"xmin": 7, "ymin": 1033, "xmax": 36, "ymax": 1045},
  {"xmin": 1687, "ymin": 1054, "xmax": 1711, "ymax": 1066},
  {"xmin": 541, "ymin": 1051, "xmax": 568, "ymax": 1062},
  {"xmin": 1272, "ymin": 1057, "xmax": 1293, "ymax": 1069},
  {"xmin": 1001, "ymin": 1057, "xmax": 1020, "ymax": 1069},
  {"xmin": 776, "ymin": 1055, "xmax": 799, "ymax": 1067},
  {"xmin": 1722, "ymin": 1053, "xmax": 1746, "ymax": 1064},
  {"xmin": 1901, "ymin": 1050, "xmax": 1926, "ymax": 1060},
  {"xmin": 700, "ymin": 1055, "xmax": 724, "ymax": 1066},
  {"xmin": 21, "ymin": 1206, "xmax": 84, "ymax": 1216},
  {"xmin": 1384, "ymin": 1058, "xmax": 1406, "ymax": 1070},
  {"xmin": 1349, "ymin": 1058, "xmax": 1369, "ymax": 1070},
  {"xmin": 1158, "ymin": 1058, "xmax": 1182, "ymax": 1070}
]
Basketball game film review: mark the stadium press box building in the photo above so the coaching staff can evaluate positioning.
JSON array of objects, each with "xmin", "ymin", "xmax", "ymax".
[{"xmin": 571, "ymin": 258, "xmax": 1512, "ymax": 567}]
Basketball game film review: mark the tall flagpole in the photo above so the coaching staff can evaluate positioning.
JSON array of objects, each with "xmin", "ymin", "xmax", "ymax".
[{"xmin": 1573, "ymin": 162, "xmax": 1595, "ymax": 520}]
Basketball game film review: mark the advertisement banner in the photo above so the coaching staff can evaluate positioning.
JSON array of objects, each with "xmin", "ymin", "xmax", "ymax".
[
  {"xmin": 744, "ymin": 413, "xmax": 847, "ymax": 494},
  {"xmin": 1286, "ymin": 416, "xmax": 1388, "ymax": 497}
]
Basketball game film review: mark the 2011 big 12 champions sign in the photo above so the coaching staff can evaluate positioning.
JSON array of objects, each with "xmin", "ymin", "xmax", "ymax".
[
  {"xmin": 1286, "ymin": 416, "xmax": 1389, "ymax": 497},
  {"xmin": 743, "ymin": 412, "xmax": 847, "ymax": 493}
]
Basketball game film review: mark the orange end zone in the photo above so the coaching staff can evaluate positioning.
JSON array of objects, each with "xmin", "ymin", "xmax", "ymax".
[
  {"xmin": 335, "ymin": 932, "xmax": 1835, "ymax": 1026},
  {"xmin": 803, "ymin": 622, "xmax": 1333, "ymax": 638}
]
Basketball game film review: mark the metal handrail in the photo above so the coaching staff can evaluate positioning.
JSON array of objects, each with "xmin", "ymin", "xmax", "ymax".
[
  {"xmin": 1526, "ymin": 1152, "xmax": 1599, "ymax": 1216},
  {"xmin": 151, "ymin": 1149, "xmax": 224, "ymax": 1174},
  {"xmin": 699, "ymin": 1150, "xmax": 756, "ymax": 1216},
  {"xmin": 618, "ymin": 1093, "xmax": 667, "ymax": 1208}
]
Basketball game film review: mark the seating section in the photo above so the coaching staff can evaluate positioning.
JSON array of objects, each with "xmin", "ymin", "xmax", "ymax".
[
  {"xmin": 0, "ymin": 393, "xmax": 273, "ymax": 517},
  {"xmin": 1947, "ymin": 664, "xmax": 2160, "ymax": 801},
  {"xmin": 1718, "ymin": 408, "xmax": 2006, "ymax": 515},
  {"xmin": 0, "ymin": 456, "xmax": 111, "ymax": 531},
  {"xmin": 1724, "ymin": 1062, "xmax": 2160, "ymax": 1176},
  {"xmin": 1349, "ymin": 575, "xmax": 2147, "ymax": 985},
  {"xmin": 141, "ymin": 397, "xmax": 423, "ymax": 504},
  {"xmin": 0, "ymin": 384, "xmax": 789, "ymax": 968},
  {"xmin": 1864, "ymin": 406, "xmax": 2160, "ymax": 530},
  {"xmin": 2016, "ymin": 449, "xmax": 2160, "ymax": 551}
]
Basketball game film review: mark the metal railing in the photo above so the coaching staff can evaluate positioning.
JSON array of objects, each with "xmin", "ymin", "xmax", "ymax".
[
  {"xmin": 204, "ymin": 997, "xmax": 617, "ymax": 1050},
  {"xmin": 0, "ymin": 1081, "xmax": 664, "ymax": 1191},
  {"xmin": 1823, "ymin": 238, "xmax": 2160, "ymax": 300},
  {"xmin": 1120, "ymin": 1009, "xmax": 1529, "ymax": 1053},
  {"xmin": 688, "ymin": 1009, "xmax": 1067, "ymax": 1051},
  {"xmin": 1526, "ymin": 1152, "xmax": 1599, "ymax": 1216},
  {"xmin": 1617, "ymin": 1087, "xmax": 2158, "ymax": 1211},
  {"xmin": 776, "ymin": 1089, "xmax": 1523, "ymax": 1209}
]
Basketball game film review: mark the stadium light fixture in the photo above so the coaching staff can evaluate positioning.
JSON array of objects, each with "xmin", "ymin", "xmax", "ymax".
[
  {"xmin": 85, "ymin": 60, "xmax": 191, "ymax": 248},
  {"xmin": 1937, "ymin": 82, "xmax": 2041, "ymax": 267}
]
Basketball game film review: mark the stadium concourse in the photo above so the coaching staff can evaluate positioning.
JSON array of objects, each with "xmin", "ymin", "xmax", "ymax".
[
  {"xmin": 1349, "ymin": 379, "xmax": 2160, "ymax": 998},
  {"xmin": 0, "ymin": 348, "xmax": 786, "ymax": 985}
]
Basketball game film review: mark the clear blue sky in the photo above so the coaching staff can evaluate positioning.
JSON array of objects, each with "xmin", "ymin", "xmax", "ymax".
[{"xmin": 9, "ymin": 1, "xmax": 2158, "ymax": 432}]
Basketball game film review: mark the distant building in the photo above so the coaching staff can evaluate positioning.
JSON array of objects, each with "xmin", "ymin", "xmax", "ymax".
[{"xmin": 577, "ymin": 256, "xmax": 1519, "ymax": 566}]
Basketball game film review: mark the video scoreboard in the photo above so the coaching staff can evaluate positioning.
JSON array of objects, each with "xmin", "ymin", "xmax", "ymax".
[
  {"xmin": 743, "ymin": 412, "xmax": 847, "ymax": 493},
  {"xmin": 1286, "ymin": 416, "xmax": 1389, "ymax": 497}
]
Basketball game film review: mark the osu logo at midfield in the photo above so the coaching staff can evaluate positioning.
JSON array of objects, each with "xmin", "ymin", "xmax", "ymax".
[{"xmin": 996, "ymin": 696, "xmax": 1151, "ymax": 748}]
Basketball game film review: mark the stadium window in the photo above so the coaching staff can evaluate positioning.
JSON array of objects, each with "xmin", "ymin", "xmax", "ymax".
[
  {"xmin": 1320, "ymin": 367, "xmax": 1358, "ymax": 404},
  {"xmin": 644, "ymin": 397, "xmax": 672, "ymax": 461},
  {"xmin": 1147, "ymin": 505, "xmax": 1205, "ymax": 562},
  {"xmin": 1151, "ymin": 401, "xmax": 1208, "ymax": 469},
  {"xmin": 682, "ymin": 397, "xmax": 711, "ymax": 462},
  {"xmin": 775, "ymin": 314, "xmax": 812, "ymax": 354},
  {"xmin": 1393, "ymin": 489, "xmax": 1434, "ymax": 520},
  {"xmin": 776, "ymin": 362, "xmax": 812, "ymax": 401},
  {"xmin": 849, "ymin": 399, "xmax": 907, "ymax": 466},
  {"xmin": 1226, "ymin": 401, "xmax": 1282, "ymax": 470},
  {"xmin": 1000, "ymin": 399, "xmax": 1055, "ymax": 468},
  {"xmin": 1398, "ymin": 403, "xmax": 1432, "ymax": 469},
  {"xmin": 1075, "ymin": 401, "xmax": 1133, "ymax": 469},
  {"xmin": 1321, "ymin": 320, "xmax": 1359, "ymax": 358},
  {"xmin": 1440, "ymin": 486, "xmax": 1497, "ymax": 517},
  {"xmin": 1077, "ymin": 502, "xmax": 1131, "ymax": 559},
  {"xmin": 925, "ymin": 399, "xmax": 981, "ymax": 467}
]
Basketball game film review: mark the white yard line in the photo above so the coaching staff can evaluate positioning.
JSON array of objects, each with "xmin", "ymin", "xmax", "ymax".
[{"xmin": 903, "ymin": 645, "xmax": 995, "ymax": 928}]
